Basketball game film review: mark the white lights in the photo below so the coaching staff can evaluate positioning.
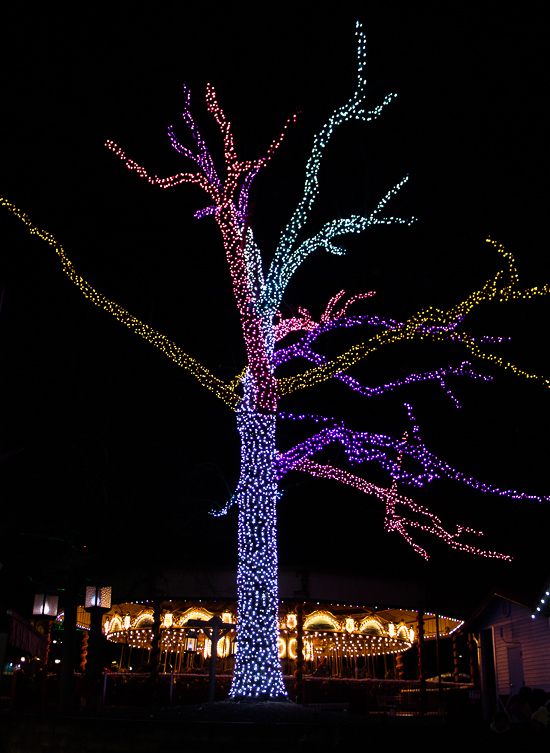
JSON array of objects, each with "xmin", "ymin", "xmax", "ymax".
[
  {"xmin": 33, "ymin": 593, "xmax": 59, "ymax": 618},
  {"xmin": 229, "ymin": 376, "xmax": 287, "ymax": 699},
  {"xmin": 85, "ymin": 585, "xmax": 112, "ymax": 611}
]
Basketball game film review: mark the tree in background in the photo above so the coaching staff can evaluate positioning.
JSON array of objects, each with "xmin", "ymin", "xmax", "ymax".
[{"xmin": 2, "ymin": 22, "xmax": 548, "ymax": 700}]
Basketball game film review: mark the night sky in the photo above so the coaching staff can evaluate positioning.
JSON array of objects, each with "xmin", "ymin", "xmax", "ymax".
[{"xmin": 1, "ymin": 7, "xmax": 548, "ymax": 618}]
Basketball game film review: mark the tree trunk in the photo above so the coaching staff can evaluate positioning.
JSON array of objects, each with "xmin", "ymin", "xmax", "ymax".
[{"xmin": 229, "ymin": 381, "xmax": 287, "ymax": 700}]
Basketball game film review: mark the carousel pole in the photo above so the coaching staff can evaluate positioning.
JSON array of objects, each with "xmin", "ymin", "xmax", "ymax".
[
  {"xmin": 417, "ymin": 610, "xmax": 426, "ymax": 716},
  {"xmin": 435, "ymin": 613, "xmax": 442, "ymax": 702},
  {"xmin": 453, "ymin": 634, "xmax": 460, "ymax": 683},
  {"xmin": 295, "ymin": 603, "xmax": 304, "ymax": 704}
]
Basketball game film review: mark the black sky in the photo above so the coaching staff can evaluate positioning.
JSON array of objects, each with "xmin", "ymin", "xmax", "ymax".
[{"xmin": 1, "ymin": 7, "xmax": 548, "ymax": 616}]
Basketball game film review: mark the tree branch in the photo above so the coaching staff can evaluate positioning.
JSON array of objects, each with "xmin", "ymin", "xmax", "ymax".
[
  {"xmin": 267, "ymin": 177, "xmax": 415, "ymax": 306},
  {"xmin": 168, "ymin": 85, "xmax": 222, "ymax": 190},
  {"xmin": 105, "ymin": 140, "xmax": 219, "ymax": 198},
  {"xmin": 263, "ymin": 22, "xmax": 399, "ymax": 311},
  {"xmin": 277, "ymin": 244, "xmax": 550, "ymax": 398},
  {"xmin": 294, "ymin": 457, "xmax": 511, "ymax": 561},
  {"xmin": 276, "ymin": 406, "xmax": 549, "ymax": 502},
  {"xmin": 274, "ymin": 289, "xmax": 375, "ymax": 344},
  {"xmin": 1, "ymin": 198, "xmax": 240, "ymax": 410}
]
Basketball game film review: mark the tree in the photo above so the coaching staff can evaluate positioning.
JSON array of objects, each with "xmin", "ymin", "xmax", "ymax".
[{"xmin": 2, "ymin": 21, "xmax": 548, "ymax": 700}]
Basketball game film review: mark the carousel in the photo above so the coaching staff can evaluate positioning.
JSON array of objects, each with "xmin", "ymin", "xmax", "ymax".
[{"xmin": 102, "ymin": 600, "xmax": 463, "ymax": 678}]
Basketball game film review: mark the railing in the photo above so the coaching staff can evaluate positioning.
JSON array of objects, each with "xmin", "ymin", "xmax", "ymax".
[
  {"xmin": 5, "ymin": 669, "xmax": 479, "ymax": 720},
  {"xmin": 300, "ymin": 677, "xmax": 477, "ymax": 719}
]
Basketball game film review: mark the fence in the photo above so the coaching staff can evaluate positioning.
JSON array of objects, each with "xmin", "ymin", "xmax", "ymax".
[{"xmin": 5, "ymin": 668, "xmax": 479, "ymax": 720}]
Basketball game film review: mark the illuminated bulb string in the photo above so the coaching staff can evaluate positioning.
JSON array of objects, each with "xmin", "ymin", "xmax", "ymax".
[
  {"xmin": 3, "ymin": 21, "xmax": 550, "ymax": 701},
  {"xmin": 232, "ymin": 375, "xmax": 287, "ymax": 698}
]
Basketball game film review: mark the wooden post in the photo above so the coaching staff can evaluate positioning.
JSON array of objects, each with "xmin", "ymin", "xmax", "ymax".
[
  {"xmin": 149, "ymin": 601, "xmax": 161, "ymax": 670},
  {"xmin": 295, "ymin": 603, "xmax": 304, "ymax": 704},
  {"xmin": 59, "ymin": 591, "xmax": 78, "ymax": 713},
  {"xmin": 396, "ymin": 653, "xmax": 404, "ymax": 679},
  {"xmin": 453, "ymin": 634, "xmax": 459, "ymax": 683},
  {"xmin": 186, "ymin": 615, "xmax": 234, "ymax": 703},
  {"xmin": 417, "ymin": 610, "xmax": 426, "ymax": 716},
  {"xmin": 468, "ymin": 633, "xmax": 478, "ymax": 686},
  {"xmin": 208, "ymin": 618, "xmax": 220, "ymax": 703},
  {"xmin": 435, "ymin": 613, "xmax": 442, "ymax": 702}
]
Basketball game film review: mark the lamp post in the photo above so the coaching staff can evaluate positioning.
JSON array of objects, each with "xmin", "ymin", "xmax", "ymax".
[
  {"xmin": 31, "ymin": 591, "xmax": 59, "ymax": 711},
  {"xmin": 84, "ymin": 584, "xmax": 111, "ymax": 678},
  {"xmin": 184, "ymin": 629, "xmax": 198, "ymax": 670},
  {"xmin": 33, "ymin": 593, "xmax": 59, "ymax": 621},
  {"xmin": 33, "ymin": 591, "xmax": 59, "ymax": 670}
]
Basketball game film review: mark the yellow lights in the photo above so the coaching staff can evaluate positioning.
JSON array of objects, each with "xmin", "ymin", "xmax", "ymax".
[
  {"xmin": 277, "ymin": 239, "xmax": 550, "ymax": 400},
  {"xmin": 178, "ymin": 608, "xmax": 214, "ymax": 625},
  {"xmin": 218, "ymin": 635, "xmax": 231, "ymax": 658},
  {"xmin": 358, "ymin": 617, "xmax": 383, "ymax": 635},
  {"xmin": 288, "ymin": 638, "xmax": 297, "ymax": 661},
  {"xmin": 134, "ymin": 612, "xmax": 154, "ymax": 627},
  {"xmin": 286, "ymin": 613, "xmax": 297, "ymax": 629},
  {"xmin": 304, "ymin": 611, "xmax": 340, "ymax": 631},
  {"xmin": 286, "ymin": 639, "xmax": 313, "ymax": 661},
  {"xmin": 101, "ymin": 600, "xmax": 459, "ymax": 672},
  {"xmin": 203, "ymin": 635, "xmax": 231, "ymax": 659},
  {"xmin": 397, "ymin": 625, "xmax": 409, "ymax": 641},
  {"xmin": 110, "ymin": 616, "xmax": 123, "ymax": 633},
  {"xmin": 161, "ymin": 630, "xmax": 186, "ymax": 652},
  {"xmin": 0, "ymin": 198, "xmax": 240, "ymax": 411}
]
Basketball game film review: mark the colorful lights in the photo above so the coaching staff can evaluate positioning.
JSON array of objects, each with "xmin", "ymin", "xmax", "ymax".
[
  {"xmin": 230, "ymin": 375, "xmax": 287, "ymax": 698},
  {"xmin": 2, "ymin": 20, "xmax": 549, "ymax": 701},
  {"xmin": 262, "ymin": 22, "xmax": 410, "ymax": 313}
]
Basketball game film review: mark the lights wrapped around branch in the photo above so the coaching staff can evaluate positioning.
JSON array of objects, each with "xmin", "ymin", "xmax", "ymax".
[
  {"xmin": 0, "ymin": 199, "xmax": 240, "ymax": 410},
  {"xmin": 276, "ymin": 242, "xmax": 550, "ymax": 399},
  {"xmin": 294, "ymin": 457, "xmax": 510, "ymax": 561}
]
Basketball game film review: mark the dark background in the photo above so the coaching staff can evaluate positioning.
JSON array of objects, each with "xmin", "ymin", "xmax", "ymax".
[{"xmin": 1, "ymin": 6, "xmax": 548, "ymax": 617}]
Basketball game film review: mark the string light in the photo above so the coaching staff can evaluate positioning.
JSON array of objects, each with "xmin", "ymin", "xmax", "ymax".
[
  {"xmin": 0, "ymin": 198, "xmax": 240, "ymax": 410},
  {"xmin": 277, "ymin": 407, "xmax": 548, "ymax": 503},
  {"xmin": 262, "ymin": 22, "xmax": 409, "ymax": 313},
  {"xmin": 532, "ymin": 590, "xmax": 550, "ymax": 619},
  {"xmin": 2, "ymin": 19, "xmax": 549, "ymax": 700},
  {"xmin": 229, "ymin": 373, "xmax": 287, "ymax": 698},
  {"xmin": 276, "ymin": 243, "xmax": 550, "ymax": 399},
  {"xmin": 104, "ymin": 602, "xmax": 459, "ymax": 665}
]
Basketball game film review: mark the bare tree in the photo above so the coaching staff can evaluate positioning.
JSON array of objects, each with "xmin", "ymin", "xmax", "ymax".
[{"xmin": 2, "ymin": 22, "xmax": 549, "ymax": 700}]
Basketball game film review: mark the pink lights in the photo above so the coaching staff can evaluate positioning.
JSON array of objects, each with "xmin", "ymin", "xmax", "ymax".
[{"xmin": 294, "ymin": 457, "xmax": 510, "ymax": 561}]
